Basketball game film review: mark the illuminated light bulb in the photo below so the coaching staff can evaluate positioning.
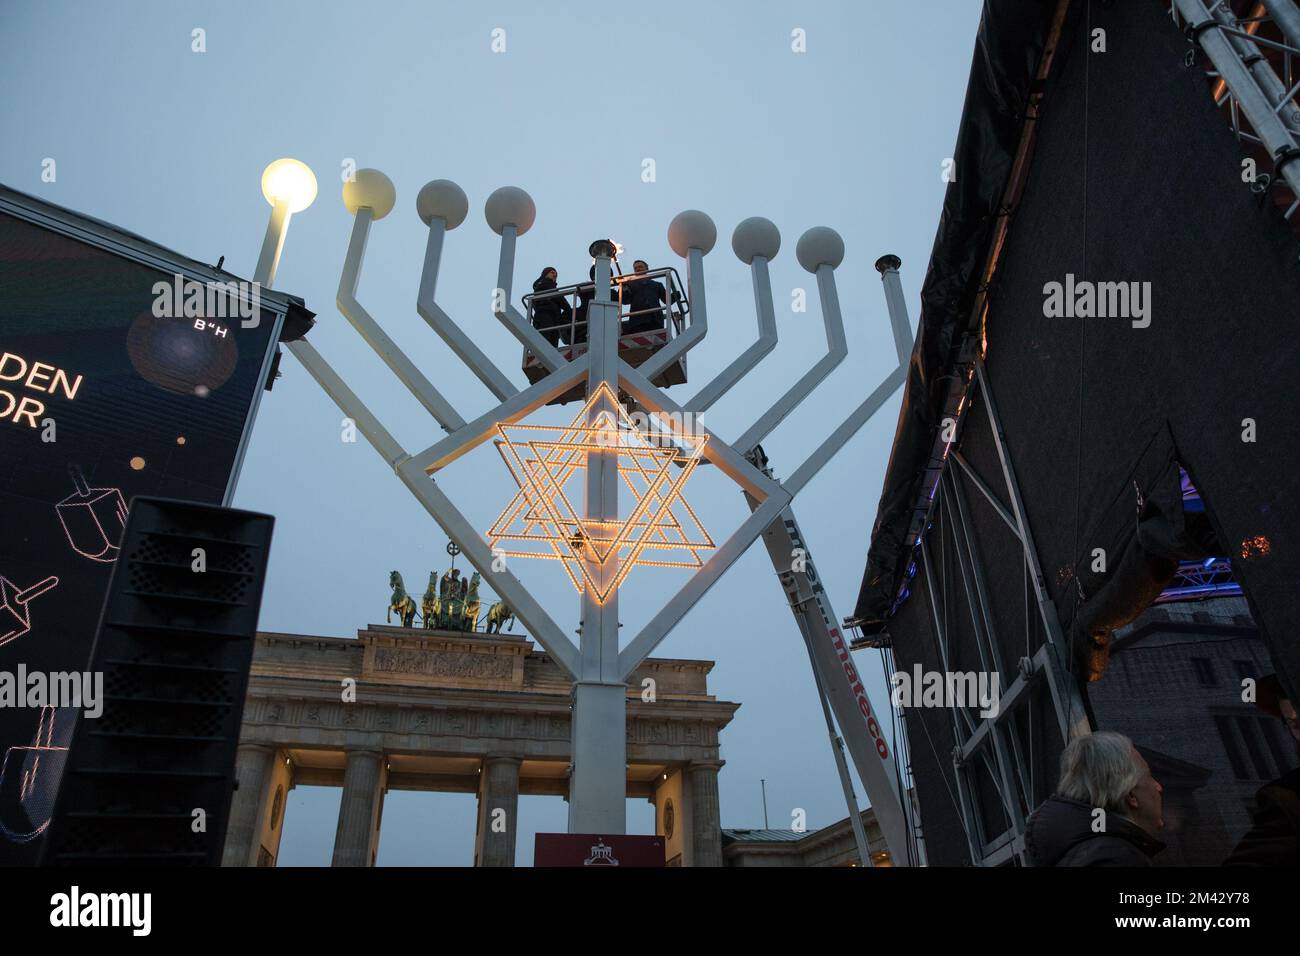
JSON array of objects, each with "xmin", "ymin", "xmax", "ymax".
[
  {"xmin": 129, "ymin": 457, "xmax": 146, "ymax": 471},
  {"xmin": 261, "ymin": 158, "xmax": 318, "ymax": 214}
]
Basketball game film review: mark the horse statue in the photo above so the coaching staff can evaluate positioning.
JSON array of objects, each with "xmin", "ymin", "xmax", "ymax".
[
  {"xmin": 387, "ymin": 571, "xmax": 419, "ymax": 628},
  {"xmin": 462, "ymin": 572, "xmax": 482, "ymax": 632},
  {"xmin": 420, "ymin": 572, "xmax": 440, "ymax": 630},
  {"xmin": 485, "ymin": 600, "xmax": 515, "ymax": 634}
]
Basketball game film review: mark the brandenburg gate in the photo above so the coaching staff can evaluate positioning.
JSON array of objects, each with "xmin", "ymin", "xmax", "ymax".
[{"xmin": 221, "ymin": 624, "xmax": 739, "ymax": 867}]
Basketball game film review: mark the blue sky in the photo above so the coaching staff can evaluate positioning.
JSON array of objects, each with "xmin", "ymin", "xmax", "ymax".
[{"xmin": 1, "ymin": 0, "xmax": 983, "ymax": 865}]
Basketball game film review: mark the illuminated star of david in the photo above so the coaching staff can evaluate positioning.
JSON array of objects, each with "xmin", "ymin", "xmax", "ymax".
[{"xmin": 487, "ymin": 383, "xmax": 714, "ymax": 601}]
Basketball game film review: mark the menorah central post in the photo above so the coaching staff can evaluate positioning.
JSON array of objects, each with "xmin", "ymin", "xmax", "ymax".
[{"xmin": 570, "ymin": 249, "xmax": 627, "ymax": 833}]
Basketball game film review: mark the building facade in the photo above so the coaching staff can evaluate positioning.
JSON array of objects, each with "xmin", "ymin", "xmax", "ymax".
[
  {"xmin": 1088, "ymin": 596, "xmax": 1298, "ymax": 865},
  {"xmin": 723, "ymin": 808, "xmax": 893, "ymax": 867},
  {"xmin": 222, "ymin": 625, "xmax": 739, "ymax": 867}
]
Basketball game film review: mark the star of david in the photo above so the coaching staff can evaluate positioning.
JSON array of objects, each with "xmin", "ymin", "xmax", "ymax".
[{"xmin": 487, "ymin": 383, "xmax": 714, "ymax": 602}]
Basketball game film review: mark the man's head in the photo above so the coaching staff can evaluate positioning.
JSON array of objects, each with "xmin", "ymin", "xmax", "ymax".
[
  {"xmin": 633, "ymin": 259, "xmax": 649, "ymax": 274},
  {"xmin": 1057, "ymin": 731, "xmax": 1164, "ymax": 834},
  {"xmin": 542, "ymin": 266, "xmax": 557, "ymax": 282}
]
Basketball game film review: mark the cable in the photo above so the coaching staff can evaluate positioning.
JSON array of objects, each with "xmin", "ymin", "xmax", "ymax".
[
  {"xmin": 1070, "ymin": 0, "xmax": 1093, "ymax": 682},
  {"xmin": 881, "ymin": 645, "xmax": 921, "ymax": 866}
]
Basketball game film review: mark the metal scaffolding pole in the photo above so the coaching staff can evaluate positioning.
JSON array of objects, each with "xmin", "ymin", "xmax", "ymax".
[{"xmin": 1176, "ymin": 0, "xmax": 1300, "ymax": 199}]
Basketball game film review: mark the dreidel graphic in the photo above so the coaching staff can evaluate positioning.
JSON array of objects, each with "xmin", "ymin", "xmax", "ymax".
[
  {"xmin": 56, "ymin": 465, "xmax": 127, "ymax": 562},
  {"xmin": 0, "ymin": 574, "xmax": 59, "ymax": 647},
  {"xmin": 0, "ymin": 707, "xmax": 70, "ymax": 843}
]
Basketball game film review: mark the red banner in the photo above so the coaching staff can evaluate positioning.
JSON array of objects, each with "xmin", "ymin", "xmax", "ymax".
[{"xmin": 534, "ymin": 833, "xmax": 665, "ymax": 867}]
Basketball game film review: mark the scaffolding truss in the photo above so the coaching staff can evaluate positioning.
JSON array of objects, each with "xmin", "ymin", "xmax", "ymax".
[{"xmin": 1172, "ymin": 0, "xmax": 1300, "ymax": 226}]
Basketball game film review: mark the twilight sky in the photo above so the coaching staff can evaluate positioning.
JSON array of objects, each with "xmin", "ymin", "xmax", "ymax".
[{"xmin": 1, "ymin": 0, "xmax": 982, "ymax": 865}]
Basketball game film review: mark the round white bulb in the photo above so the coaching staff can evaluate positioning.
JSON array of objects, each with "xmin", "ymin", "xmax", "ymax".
[
  {"xmin": 261, "ymin": 158, "xmax": 317, "ymax": 214},
  {"xmin": 731, "ymin": 216, "xmax": 781, "ymax": 263},
  {"xmin": 667, "ymin": 210, "xmax": 717, "ymax": 257},
  {"xmin": 795, "ymin": 226, "xmax": 845, "ymax": 273},
  {"xmin": 342, "ymin": 169, "xmax": 397, "ymax": 220},
  {"xmin": 484, "ymin": 186, "xmax": 537, "ymax": 236},
  {"xmin": 416, "ymin": 179, "xmax": 469, "ymax": 228}
]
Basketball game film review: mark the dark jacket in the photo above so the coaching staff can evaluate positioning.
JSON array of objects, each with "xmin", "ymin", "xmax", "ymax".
[
  {"xmin": 1024, "ymin": 795, "xmax": 1165, "ymax": 866},
  {"xmin": 572, "ymin": 266, "xmax": 600, "ymax": 345},
  {"xmin": 531, "ymin": 275, "xmax": 572, "ymax": 346},
  {"xmin": 1224, "ymin": 766, "xmax": 1300, "ymax": 866},
  {"xmin": 621, "ymin": 276, "xmax": 666, "ymax": 333}
]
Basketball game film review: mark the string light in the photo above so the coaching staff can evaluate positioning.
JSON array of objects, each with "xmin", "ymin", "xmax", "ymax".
[{"xmin": 487, "ymin": 383, "xmax": 713, "ymax": 601}]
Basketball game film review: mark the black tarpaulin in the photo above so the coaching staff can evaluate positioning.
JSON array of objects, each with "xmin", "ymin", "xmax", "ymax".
[{"xmin": 853, "ymin": 0, "xmax": 1061, "ymax": 629}]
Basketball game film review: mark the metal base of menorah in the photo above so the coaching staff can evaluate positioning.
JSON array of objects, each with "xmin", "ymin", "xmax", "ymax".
[{"xmin": 568, "ymin": 681, "xmax": 628, "ymax": 833}]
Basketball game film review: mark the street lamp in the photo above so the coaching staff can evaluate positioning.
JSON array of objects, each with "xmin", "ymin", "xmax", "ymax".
[{"xmin": 255, "ymin": 158, "xmax": 317, "ymax": 288}]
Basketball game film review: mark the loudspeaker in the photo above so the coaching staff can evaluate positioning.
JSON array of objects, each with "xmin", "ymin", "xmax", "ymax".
[{"xmin": 41, "ymin": 497, "xmax": 274, "ymax": 866}]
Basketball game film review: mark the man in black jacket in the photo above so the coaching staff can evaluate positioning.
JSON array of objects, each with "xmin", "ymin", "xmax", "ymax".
[
  {"xmin": 621, "ymin": 259, "xmax": 667, "ymax": 335},
  {"xmin": 1025, "ymin": 731, "xmax": 1166, "ymax": 866}
]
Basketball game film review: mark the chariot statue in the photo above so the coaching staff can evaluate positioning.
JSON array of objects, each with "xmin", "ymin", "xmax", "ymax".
[
  {"xmin": 439, "ymin": 567, "xmax": 464, "ymax": 629},
  {"xmin": 400, "ymin": 543, "xmax": 511, "ymax": 634}
]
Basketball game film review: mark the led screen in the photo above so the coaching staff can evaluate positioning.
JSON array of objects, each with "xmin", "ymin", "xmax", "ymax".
[{"xmin": 0, "ymin": 209, "xmax": 277, "ymax": 863}]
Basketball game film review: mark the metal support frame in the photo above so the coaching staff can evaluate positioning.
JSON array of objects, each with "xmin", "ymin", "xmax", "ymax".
[
  {"xmin": 637, "ymin": 247, "xmax": 707, "ymax": 382},
  {"xmin": 739, "ymin": 257, "xmax": 918, "ymax": 866},
  {"xmin": 734, "ymin": 263, "xmax": 847, "ymax": 455},
  {"xmin": 903, "ymin": 358, "xmax": 1090, "ymax": 866},
  {"xmin": 419, "ymin": 217, "xmax": 517, "ymax": 402},
  {"xmin": 1173, "ymin": 0, "xmax": 1300, "ymax": 218},
  {"xmin": 684, "ymin": 255, "xmax": 778, "ymax": 414},
  {"xmin": 337, "ymin": 209, "xmax": 465, "ymax": 431}
]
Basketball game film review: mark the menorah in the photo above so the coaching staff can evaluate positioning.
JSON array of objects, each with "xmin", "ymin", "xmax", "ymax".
[{"xmin": 252, "ymin": 161, "xmax": 914, "ymax": 850}]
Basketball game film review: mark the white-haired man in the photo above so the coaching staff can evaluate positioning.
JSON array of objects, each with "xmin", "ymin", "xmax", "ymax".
[{"xmin": 1024, "ymin": 731, "xmax": 1166, "ymax": 866}]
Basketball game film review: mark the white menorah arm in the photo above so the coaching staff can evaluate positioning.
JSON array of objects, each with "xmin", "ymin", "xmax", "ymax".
[
  {"xmin": 617, "ymin": 489, "xmax": 789, "ymax": 679},
  {"xmin": 408, "ymin": 355, "xmax": 591, "ymax": 474},
  {"xmin": 636, "ymin": 209, "xmax": 718, "ymax": 382},
  {"xmin": 464, "ymin": 185, "xmax": 568, "ymax": 373},
  {"xmin": 733, "ymin": 252, "xmax": 847, "ymax": 455},
  {"xmin": 782, "ymin": 255, "xmax": 914, "ymax": 497},
  {"xmin": 417, "ymin": 214, "xmax": 518, "ymax": 402},
  {"xmin": 337, "ymin": 204, "xmax": 466, "ymax": 432},
  {"xmin": 494, "ymin": 225, "xmax": 568, "ymax": 374},
  {"xmin": 391, "ymin": 457, "xmax": 581, "ymax": 677},
  {"xmin": 284, "ymin": 333, "xmax": 584, "ymax": 678},
  {"xmin": 638, "ymin": 246, "xmax": 708, "ymax": 382},
  {"xmin": 284, "ymin": 338, "xmax": 407, "ymax": 466},
  {"xmin": 685, "ymin": 253, "xmax": 779, "ymax": 414}
]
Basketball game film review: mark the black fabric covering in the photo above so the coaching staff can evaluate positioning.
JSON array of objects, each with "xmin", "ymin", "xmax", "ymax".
[
  {"xmin": 855, "ymin": 0, "xmax": 1060, "ymax": 629},
  {"xmin": 864, "ymin": 0, "xmax": 1300, "ymax": 692},
  {"xmin": 877, "ymin": 0, "xmax": 1300, "ymax": 864},
  {"xmin": 977, "ymin": 0, "xmax": 1300, "ymax": 696},
  {"xmin": 887, "ymin": 546, "xmax": 968, "ymax": 864},
  {"xmin": 892, "ymin": 399, "xmax": 1068, "ymax": 866}
]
